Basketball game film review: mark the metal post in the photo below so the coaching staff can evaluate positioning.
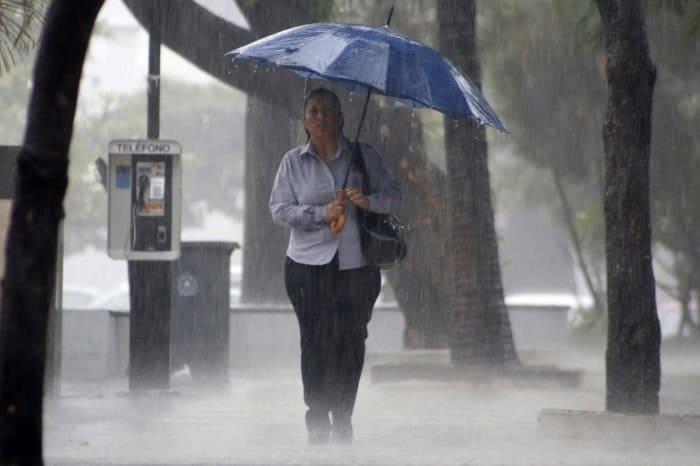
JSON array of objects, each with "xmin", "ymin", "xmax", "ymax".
[
  {"xmin": 128, "ymin": 1, "xmax": 172, "ymax": 391},
  {"xmin": 147, "ymin": 2, "xmax": 160, "ymax": 140}
]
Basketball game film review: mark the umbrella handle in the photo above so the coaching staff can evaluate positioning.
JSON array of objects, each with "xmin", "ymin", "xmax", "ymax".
[
  {"xmin": 330, "ymin": 215, "xmax": 345, "ymax": 235},
  {"xmin": 330, "ymin": 189, "xmax": 346, "ymax": 235}
]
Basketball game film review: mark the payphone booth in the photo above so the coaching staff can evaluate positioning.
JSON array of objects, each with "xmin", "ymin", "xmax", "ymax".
[
  {"xmin": 107, "ymin": 140, "xmax": 181, "ymax": 260},
  {"xmin": 107, "ymin": 140, "xmax": 181, "ymax": 390}
]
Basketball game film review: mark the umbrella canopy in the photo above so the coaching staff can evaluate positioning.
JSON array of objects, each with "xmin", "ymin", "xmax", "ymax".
[{"xmin": 227, "ymin": 22, "xmax": 506, "ymax": 132}]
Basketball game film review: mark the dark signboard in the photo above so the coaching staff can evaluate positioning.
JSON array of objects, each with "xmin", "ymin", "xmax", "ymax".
[{"xmin": 0, "ymin": 146, "xmax": 19, "ymax": 200}]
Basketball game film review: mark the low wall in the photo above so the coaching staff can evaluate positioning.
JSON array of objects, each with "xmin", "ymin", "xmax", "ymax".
[
  {"xmin": 61, "ymin": 304, "xmax": 568, "ymax": 380},
  {"xmin": 61, "ymin": 309, "xmax": 129, "ymax": 380},
  {"xmin": 508, "ymin": 304, "xmax": 569, "ymax": 353},
  {"xmin": 61, "ymin": 305, "xmax": 406, "ymax": 380}
]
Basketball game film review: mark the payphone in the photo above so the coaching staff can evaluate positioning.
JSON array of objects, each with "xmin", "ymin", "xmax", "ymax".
[{"xmin": 107, "ymin": 140, "xmax": 181, "ymax": 260}]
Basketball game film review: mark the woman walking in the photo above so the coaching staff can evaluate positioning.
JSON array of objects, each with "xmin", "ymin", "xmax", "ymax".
[{"xmin": 269, "ymin": 87, "xmax": 400, "ymax": 444}]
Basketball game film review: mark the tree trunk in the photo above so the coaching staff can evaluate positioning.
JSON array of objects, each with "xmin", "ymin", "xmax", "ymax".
[
  {"xmin": 364, "ymin": 107, "xmax": 452, "ymax": 348},
  {"xmin": 437, "ymin": 0, "xmax": 517, "ymax": 366},
  {"xmin": 0, "ymin": 1, "xmax": 104, "ymax": 463},
  {"xmin": 237, "ymin": 1, "xmax": 322, "ymax": 303},
  {"xmin": 594, "ymin": 0, "xmax": 660, "ymax": 414},
  {"xmin": 240, "ymin": 96, "xmax": 295, "ymax": 303}
]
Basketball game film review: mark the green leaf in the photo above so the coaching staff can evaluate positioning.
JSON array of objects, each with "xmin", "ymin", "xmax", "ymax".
[{"xmin": 0, "ymin": 0, "xmax": 47, "ymax": 75}]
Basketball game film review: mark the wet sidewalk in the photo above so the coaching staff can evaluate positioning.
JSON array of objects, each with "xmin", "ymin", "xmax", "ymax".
[{"xmin": 45, "ymin": 344, "xmax": 700, "ymax": 466}]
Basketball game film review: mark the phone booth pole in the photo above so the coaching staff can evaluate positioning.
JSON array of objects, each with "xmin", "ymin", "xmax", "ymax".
[
  {"xmin": 147, "ymin": 2, "xmax": 160, "ymax": 141},
  {"xmin": 127, "ymin": 2, "xmax": 172, "ymax": 391}
]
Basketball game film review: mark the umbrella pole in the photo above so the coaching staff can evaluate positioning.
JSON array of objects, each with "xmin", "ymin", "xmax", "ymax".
[
  {"xmin": 352, "ymin": 4, "xmax": 394, "ymax": 145},
  {"xmin": 340, "ymin": 88, "xmax": 372, "ymax": 190},
  {"xmin": 342, "ymin": 4, "xmax": 394, "ymax": 187},
  {"xmin": 353, "ymin": 89, "xmax": 373, "ymax": 144}
]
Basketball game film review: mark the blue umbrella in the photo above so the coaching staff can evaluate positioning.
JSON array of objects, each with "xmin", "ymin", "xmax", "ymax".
[{"xmin": 226, "ymin": 15, "xmax": 506, "ymax": 133}]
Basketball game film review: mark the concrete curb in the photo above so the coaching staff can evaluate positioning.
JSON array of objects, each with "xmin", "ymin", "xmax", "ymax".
[
  {"xmin": 538, "ymin": 408, "xmax": 700, "ymax": 442},
  {"xmin": 370, "ymin": 363, "xmax": 582, "ymax": 387}
]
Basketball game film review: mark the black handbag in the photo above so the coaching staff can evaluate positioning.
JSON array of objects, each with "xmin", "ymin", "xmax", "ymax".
[{"xmin": 349, "ymin": 142, "xmax": 407, "ymax": 268}]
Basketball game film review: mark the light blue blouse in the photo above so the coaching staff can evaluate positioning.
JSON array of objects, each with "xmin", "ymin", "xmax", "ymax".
[{"xmin": 269, "ymin": 136, "xmax": 400, "ymax": 270}]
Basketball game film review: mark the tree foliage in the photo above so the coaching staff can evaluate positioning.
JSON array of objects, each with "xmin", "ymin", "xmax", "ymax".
[
  {"xmin": 481, "ymin": 0, "xmax": 700, "ymax": 337},
  {"xmin": 0, "ymin": 0, "xmax": 45, "ymax": 75},
  {"xmin": 66, "ymin": 80, "xmax": 246, "ymax": 253},
  {"xmin": 647, "ymin": 6, "xmax": 700, "ymax": 336},
  {"xmin": 0, "ymin": 57, "xmax": 247, "ymax": 254},
  {"xmin": 480, "ymin": 0, "xmax": 608, "ymax": 319}
]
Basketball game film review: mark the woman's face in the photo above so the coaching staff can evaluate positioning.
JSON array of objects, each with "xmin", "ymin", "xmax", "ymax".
[{"xmin": 303, "ymin": 95, "xmax": 342, "ymax": 141}]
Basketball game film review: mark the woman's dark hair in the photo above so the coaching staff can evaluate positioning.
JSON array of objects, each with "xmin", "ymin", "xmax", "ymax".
[{"xmin": 302, "ymin": 87, "xmax": 344, "ymax": 140}]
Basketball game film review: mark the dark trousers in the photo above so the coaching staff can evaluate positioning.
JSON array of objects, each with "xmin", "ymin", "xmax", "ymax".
[{"xmin": 285, "ymin": 255, "xmax": 381, "ymax": 420}]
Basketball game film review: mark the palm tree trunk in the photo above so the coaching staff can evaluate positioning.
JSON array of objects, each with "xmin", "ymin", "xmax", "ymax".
[{"xmin": 438, "ymin": 0, "xmax": 517, "ymax": 366}]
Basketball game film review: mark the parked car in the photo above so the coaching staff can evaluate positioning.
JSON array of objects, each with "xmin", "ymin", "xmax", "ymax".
[
  {"xmin": 505, "ymin": 292, "xmax": 593, "ymax": 309},
  {"xmin": 62, "ymin": 285, "xmax": 99, "ymax": 310},
  {"xmin": 230, "ymin": 286, "xmax": 241, "ymax": 306},
  {"xmin": 88, "ymin": 284, "xmax": 130, "ymax": 311},
  {"xmin": 505, "ymin": 292, "xmax": 594, "ymax": 327}
]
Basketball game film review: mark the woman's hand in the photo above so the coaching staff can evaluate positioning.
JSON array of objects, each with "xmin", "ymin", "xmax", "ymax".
[
  {"xmin": 325, "ymin": 199, "xmax": 345, "ymax": 222},
  {"xmin": 345, "ymin": 187, "xmax": 369, "ymax": 210}
]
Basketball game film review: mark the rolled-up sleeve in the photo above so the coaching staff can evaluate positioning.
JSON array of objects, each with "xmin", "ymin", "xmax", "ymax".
[
  {"xmin": 362, "ymin": 144, "xmax": 401, "ymax": 215},
  {"xmin": 269, "ymin": 154, "xmax": 328, "ymax": 230}
]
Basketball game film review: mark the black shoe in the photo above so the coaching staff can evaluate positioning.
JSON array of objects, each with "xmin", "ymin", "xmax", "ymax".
[
  {"xmin": 331, "ymin": 412, "xmax": 353, "ymax": 443},
  {"xmin": 306, "ymin": 408, "xmax": 330, "ymax": 444}
]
